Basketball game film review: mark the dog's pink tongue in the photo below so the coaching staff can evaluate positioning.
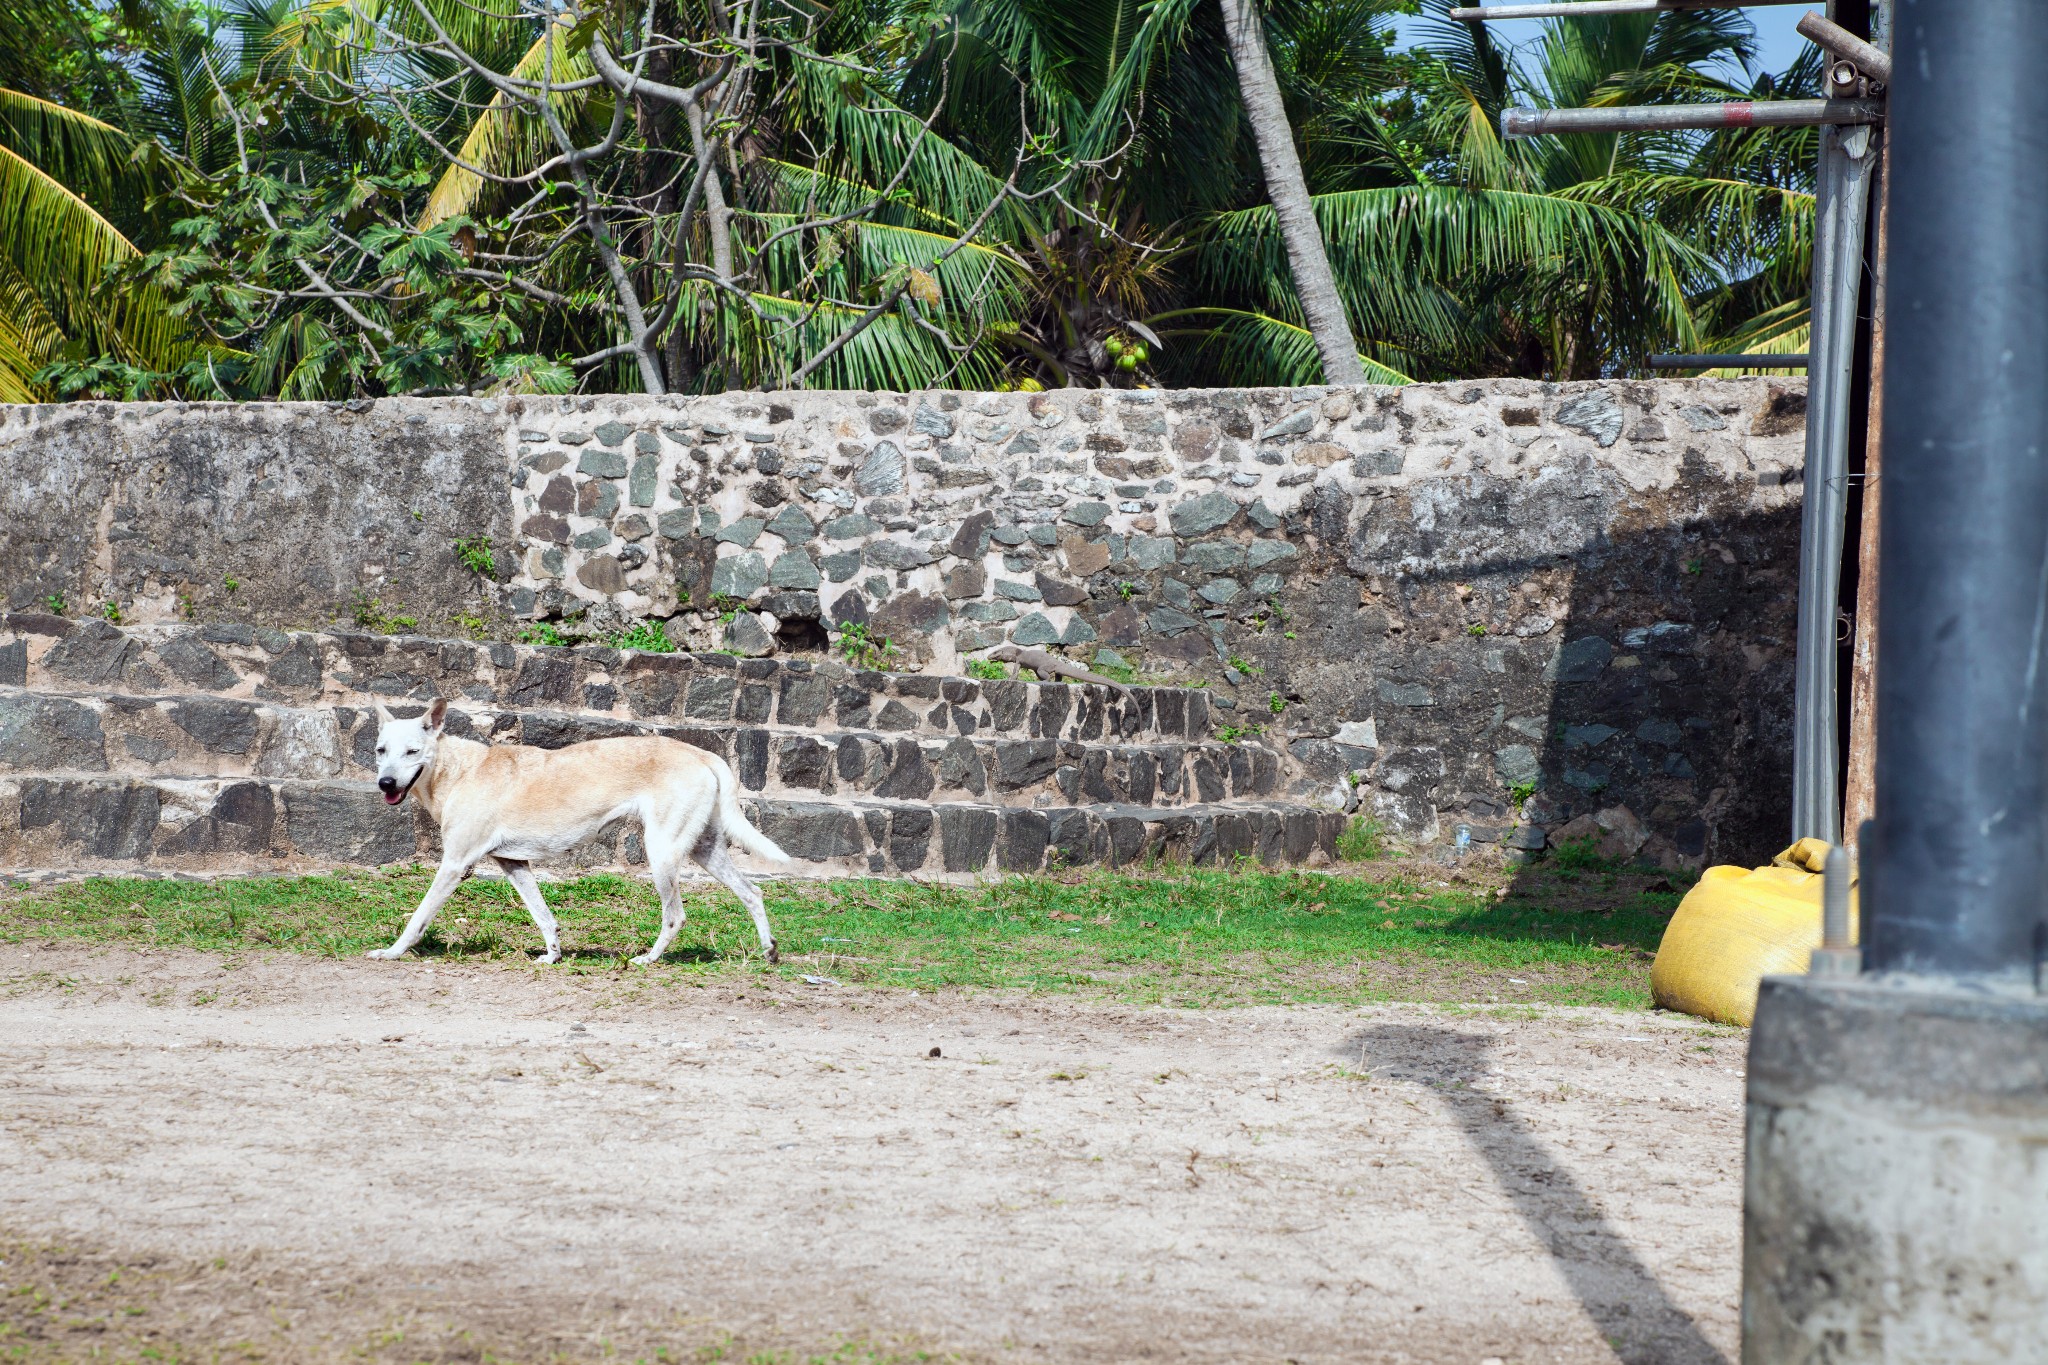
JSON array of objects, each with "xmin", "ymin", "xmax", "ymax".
[{"xmin": 383, "ymin": 792, "xmax": 403, "ymax": 805}]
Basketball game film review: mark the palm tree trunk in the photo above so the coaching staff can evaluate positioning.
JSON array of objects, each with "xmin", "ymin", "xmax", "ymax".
[{"xmin": 1217, "ymin": 0, "xmax": 1365, "ymax": 386}]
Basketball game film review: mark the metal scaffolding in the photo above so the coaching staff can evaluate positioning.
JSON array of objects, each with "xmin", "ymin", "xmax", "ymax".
[{"xmin": 1483, "ymin": 0, "xmax": 1889, "ymax": 846}]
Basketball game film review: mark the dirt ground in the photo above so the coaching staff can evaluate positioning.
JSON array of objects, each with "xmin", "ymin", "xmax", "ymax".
[{"xmin": 0, "ymin": 941, "xmax": 1745, "ymax": 1364}]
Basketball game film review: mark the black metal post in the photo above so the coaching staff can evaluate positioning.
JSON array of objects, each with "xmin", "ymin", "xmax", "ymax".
[{"xmin": 1866, "ymin": 0, "xmax": 2048, "ymax": 985}]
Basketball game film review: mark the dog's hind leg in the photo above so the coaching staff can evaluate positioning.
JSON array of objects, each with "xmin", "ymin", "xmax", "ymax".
[
  {"xmin": 365, "ymin": 857, "xmax": 469, "ymax": 960},
  {"xmin": 496, "ymin": 857, "xmax": 561, "ymax": 964},
  {"xmin": 631, "ymin": 829, "xmax": 691, "ymax": 967},
  {"xmin": 695, "ymin": 833, "xmax": 779, "ymax": 965}
]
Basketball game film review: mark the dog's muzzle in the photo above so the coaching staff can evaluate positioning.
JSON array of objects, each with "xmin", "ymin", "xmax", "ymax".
[{"xmin": 377, "ymin": 775, "xmax": 415, "ymax": 806}]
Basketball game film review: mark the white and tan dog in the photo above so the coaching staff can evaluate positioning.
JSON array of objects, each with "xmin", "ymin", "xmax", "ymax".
[{"xmin": 363, "ymin": 699, "xmax": 788, "ymax": 965}]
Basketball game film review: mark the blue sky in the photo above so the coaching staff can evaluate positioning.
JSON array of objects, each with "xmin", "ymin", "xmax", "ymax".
[{"xmin": 1394, "ymin": 4, "xmax": 1817, "ymax": 80}]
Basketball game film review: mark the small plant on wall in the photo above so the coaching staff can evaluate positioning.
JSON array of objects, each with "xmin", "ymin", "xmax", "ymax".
[
  {"xmin": 610, "ymin": 620, "xmax": 675, "ymax": 653},
  {"xmin": 836, "ymin": 622, "xmax": 898, "ymax": 671},
  {"xmin": 454, "ymin": 535, "xmax": 497, "ymax": 577}
]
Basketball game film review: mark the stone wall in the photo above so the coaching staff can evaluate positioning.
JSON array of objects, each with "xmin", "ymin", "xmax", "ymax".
[
  {"xmin": 1, "ymin": 617, "xmax": 1340, "ymax": 879},
  {"xmin": 0, "ymin": 378, "xmax": 1808, "ymax": 865}
]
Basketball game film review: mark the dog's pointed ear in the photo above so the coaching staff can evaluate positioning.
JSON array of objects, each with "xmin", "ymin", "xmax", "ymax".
[
  {"xmin": 426, "ymin": 697, "xmax": 447, "ymax": 732},
  {"xmin": 373, "ymin": 702, "xmax": 394, "ymax": 726}
]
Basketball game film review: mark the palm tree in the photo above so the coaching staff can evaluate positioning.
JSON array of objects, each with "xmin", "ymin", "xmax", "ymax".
[
  {"xmin": 1217, "ymin": 0, "xmax": 1363, "ymax": 383},
  {"xmin": 0, "ymin": 0, "xmax": 191, "ymax": 400},
  {"xmin": 8, "ymin": 0, "xmax": 1822, "ymax": 398},
  {"xmin": 1395, "ymin": 0, "xmax": 1813, "ymax": 375}
]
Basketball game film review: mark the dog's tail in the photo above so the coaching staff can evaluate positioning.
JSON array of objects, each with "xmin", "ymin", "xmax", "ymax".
[{"xmin": 716, "ymin": 763, "xmax": 791, "ymax": 863}]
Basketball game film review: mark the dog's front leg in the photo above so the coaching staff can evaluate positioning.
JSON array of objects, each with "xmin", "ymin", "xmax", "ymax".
[
  {"xmin": 496, "ymin": 857, "xmax": 562, "ymax": 964},
  {"xmin": 365, "ymin": 860, "xmax": 467, "ymax": 960}
]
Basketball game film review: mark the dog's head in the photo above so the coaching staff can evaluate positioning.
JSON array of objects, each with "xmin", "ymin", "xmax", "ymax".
[{"xmin": 372, "ymin": 699, "xmax": 447, "ymax": 806}]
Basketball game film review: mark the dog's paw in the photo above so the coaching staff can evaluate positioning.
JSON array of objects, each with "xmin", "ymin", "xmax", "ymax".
[
  {"xmin": 364, "ymin": 946, "xmax": 405, "ymax": 961},
  {"xmin": 767, "ymin": 942, "xmax": 780, "ymax": 965},
  {"xmin": 533, "ymin": 949, "xmax": 562, "ymax": 965},
  {"xmin": 630, "ymin": 951, "xmax": 661, "ymax": 967}
]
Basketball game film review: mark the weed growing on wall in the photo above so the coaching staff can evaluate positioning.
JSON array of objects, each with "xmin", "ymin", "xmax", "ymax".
[
  {"xmin": 837, "ymin": 622, "xmax": 898, "ymax": 671},
  {"xmin": 610, "ymin": 620, "xmax": 675, "ymax": 653},
  {"xmin": 517, "ymin": 621, "xmax": 568, "ymax": 647},
  {"xmin": 1337, "ymin": 816, "xmax": 1386, "ymax": 862},
  {"xmin": 351, "ymin": 593, "xmax": 417, "ymax": 633},
  {"xmin": 454, "ymin": 535, "xmax": 496, "ymax": 577}
]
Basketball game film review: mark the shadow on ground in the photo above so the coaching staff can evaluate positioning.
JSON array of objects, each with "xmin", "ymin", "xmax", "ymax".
[{"xmin": 1357, "ymin": 1023, "xmax": 1732, "ymax": 1365}]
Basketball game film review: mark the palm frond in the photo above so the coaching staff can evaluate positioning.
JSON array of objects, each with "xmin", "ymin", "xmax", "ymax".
[
  {"xmin": 0, "ymin": 140, "xmax": 187, "ymax": 373},
  {"xmin": 1149, "ymin": 307, "xmax": 1413, "ymax": 387},
  {"xmin": 0, "ymin": 88, "xmax": 138, "ymax": 211},
  {"xmin": 417, "ymin": 16, "xmax": 596, "ymax": 230}
]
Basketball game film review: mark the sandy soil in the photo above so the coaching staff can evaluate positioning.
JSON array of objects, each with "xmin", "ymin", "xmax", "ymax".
[{"xmin": 0, "ymin": 941, "xmax": 1745, "ymax": 1364}]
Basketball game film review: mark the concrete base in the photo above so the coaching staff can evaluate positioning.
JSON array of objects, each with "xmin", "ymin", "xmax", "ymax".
[{"xmin": 1743, "ymin": 975, "xmax": 2048, "ymax": 1362}]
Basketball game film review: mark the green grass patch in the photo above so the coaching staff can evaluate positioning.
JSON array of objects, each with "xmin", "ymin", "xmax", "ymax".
[
  {"xmin": 1334, "ymin": 814, "xmax": 1385, "ymax": 862},
  {"xmin": 0, "ymin": 862, "xmax": 1688, "ymax": 1009}
]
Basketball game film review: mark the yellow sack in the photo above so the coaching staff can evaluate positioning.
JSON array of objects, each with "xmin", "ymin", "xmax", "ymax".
[{"xmin": 1650, "ymin": 838, "xmax": 1858, "ymax": 1027}]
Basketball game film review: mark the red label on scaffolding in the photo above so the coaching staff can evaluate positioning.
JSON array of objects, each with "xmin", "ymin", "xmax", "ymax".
[{"xmin": 1724, "ymin": 101, "xmax": 1756, "ymax": 127}]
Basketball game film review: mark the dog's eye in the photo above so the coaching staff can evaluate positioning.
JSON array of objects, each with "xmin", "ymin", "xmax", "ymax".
[{"xmin": 407, "ymin": 748, "xmax": 420, "ymax": 756}]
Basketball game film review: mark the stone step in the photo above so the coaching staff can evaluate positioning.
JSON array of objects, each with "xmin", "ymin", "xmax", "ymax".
[
  {"xmin": 0, "ymin": 688, "xmax": 1293, "ymax": 809},
  {"xmin": 0, "ymin": 775, "xmax": 1343, "ymax": 880},
  {"xmin": 1, "ymin": 616, "xmax": 1219, "ymax": 746}
]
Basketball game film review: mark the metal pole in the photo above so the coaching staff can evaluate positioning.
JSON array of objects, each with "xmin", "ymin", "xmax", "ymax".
[
  {"xmin": 1451, "ymin": 0, "xmax": 1809, "ymax": 19},
  {"xmin": 1797, "ymin": 11, "xmax": 1894, "ymax": 85},
  {"xmin": 1502, "ymin": 100, "xmax": 1881, "ymax": 137},
  {"xmin": 1865, "ymin": 0, "xmax": 2048, "ymax": 985},
  {"xmin": 1789, "ymin": 115, "xmax": 1876, "ymax": 846}
]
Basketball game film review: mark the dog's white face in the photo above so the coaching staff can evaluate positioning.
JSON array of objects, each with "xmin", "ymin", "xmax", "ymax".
[{"xmin": 373, "ymin": 699, "xmax": 446, "ymax": 805}]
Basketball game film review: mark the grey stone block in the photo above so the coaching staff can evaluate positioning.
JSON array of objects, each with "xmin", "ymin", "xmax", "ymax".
[
  {"xmin": 856, "ymin": 442, "xmax": 906, "ymax": 496},
  {"xmin": 940, "ymin": 806, "xmax": 999, "ymax": 872},
  {"xmin": 1377, "ymin": 680, "xmax": 1434, "ymax": 707},
  {"xmin": 888, "ymin": 807, "xmax": 932, "ymax": 871},
  {"xmin": 1011, "ymin": 612, "xmax": 1061, "ymax": 646},
  {"xmin": 822, "ymin": 512, "xmax": 878, "ymax": 540},
  {"xmin": 1183, "ymin": 541, "xmax": 1246, "ymax": 572},
  {"xmin": 759, "ymin": 802, "xmax": 865, "ymax": 861},
  {"xmin": 1494, "ymin": 744, "xmax": 1541, "ymax": 787},
  {"xmin": 283, "ymin": 784, "xmax": 415, "ymax": 865},
  {"xmin": 1169, "ymin": 491, "xmax": 1241, "ymax": 536},
  {"xmin": 715, "ymin": 516, "xmax": 766, "ymax": 547},
  {"xmin": 155, "ymin": 633, "xmax": 239, "ymax": 691},
  {"xmin": 159, "ymin": 781, "xmax": 276, "ymax": 856},
  {"xmin": 765, "ymin": 505, "xmax": 816, "ymax": 544},
  {"xmin": 629, "ymin": 453, "xmax": 659, "ymax": 507},
  {"xmin": 1353, "ymin": 449, "xmax": 1405, "ymax": 476},
  {"xmin": 1246, "ymin": 540, "xmax": 1297, "ymax": 569},
  {"xmin": 1063, "ymin": 501, "xmax": 1111, "ymax": 527},
  {"xmin": 0, "ymin": 694, "xmax": 107, "ymax": 770},
  {"xmin": 1554, "ymin": 636, "xmax": 1614, "ymax": 683},
  {"xmin": 711, "ymin": 551, "xmax": 769, "ymax": 600},
  {"xmin": 1556, "ymin": 391, "xmax": 1626, "ymax": 447},
  {"xmin": 578, "ymin": 448, "xmax": 629, "ymax": 478},
  {"xmin": 685, "ymin": 675, "xmax": 738, "ymax": 719},
  {"xmin": 864, "ymin": 540, "xmax": 933, "ymax": 570},
  {"xmin": 20, "ymin": 779, "xmax": 161, "ymax": 858},
  {"xmin": 723, "ymin": 614, "xmax": 775, "ymax": 657},
  {"xmin": 998, "ymin": 808, "xmax": 1050, "ymax": 872},
  {"xmin": 172, "ymin": 698, "xmax": 261, "ymax": 755},
  {"xmin": 769, "ymin": 551, "xmax": 821, "ymax": 589}
]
